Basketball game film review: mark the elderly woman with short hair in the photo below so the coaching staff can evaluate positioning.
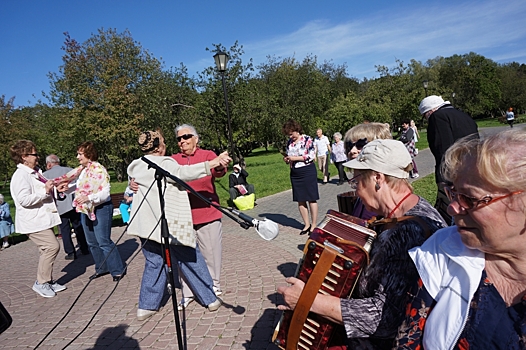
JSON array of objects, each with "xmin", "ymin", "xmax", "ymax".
[
  {"xmin": 330, "ymin": 132, "xmax": 349, "ymax": 186},
  {"xmin": 278, "ymin": 139, "xmax": 446, "ymax": 348},
  {"xmin": 395, "ymin": 129, "xmax": 526, "ymax": 349},
  {"xmin": 9, "ymin": 140, "xmax": 65, "ymax": 298}
]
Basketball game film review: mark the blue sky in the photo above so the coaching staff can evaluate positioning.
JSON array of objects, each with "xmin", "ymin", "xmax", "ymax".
[{"xmin": 2, "ymin": 0, "xmax": 526, "ymax": 107}]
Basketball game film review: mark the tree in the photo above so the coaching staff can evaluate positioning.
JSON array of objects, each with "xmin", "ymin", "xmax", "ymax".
[{"xmin": 47, "ymin": 29, "xmax": 166, "ymax": 180}]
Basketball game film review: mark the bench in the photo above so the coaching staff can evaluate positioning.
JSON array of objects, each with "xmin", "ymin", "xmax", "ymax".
[{"xmin": 110, "ymin": 193, "xmax": 125, "ymax": 216}]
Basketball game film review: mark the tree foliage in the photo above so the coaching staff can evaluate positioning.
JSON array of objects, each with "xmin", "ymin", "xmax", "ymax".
[{"xmin": 1, "ymin": 28, "xmax": 525, "ymax": 184}]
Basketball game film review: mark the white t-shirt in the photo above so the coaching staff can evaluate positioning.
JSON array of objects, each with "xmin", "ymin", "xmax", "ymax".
[{"xmin": 314, "ymin": 135, "xmax": 330, "ymax": 156}]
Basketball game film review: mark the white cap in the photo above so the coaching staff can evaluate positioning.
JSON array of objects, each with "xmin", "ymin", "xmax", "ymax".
[
  {"xmin": 418, "ymin": 95, "xmax": 450, "ymax": 115},
  {"xmin": 342, "ymin": 139, "xmax": 412, "ymax": 179},
  {"xmin": 233, "ymin": 164, "xmax": 241, "ymax": 171}
]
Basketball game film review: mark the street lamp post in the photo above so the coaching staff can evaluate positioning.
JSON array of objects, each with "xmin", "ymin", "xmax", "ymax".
[
  {"xmin": 213, "ymin": 51, "xmax": 235, "ymax": 161},
  {"xmin": 423, "ymin": 80, "xmax": 429, "ymax": 97},
  {"xmin": 452, "ymin": 92, "xmax": 456, "ymax": 106}
]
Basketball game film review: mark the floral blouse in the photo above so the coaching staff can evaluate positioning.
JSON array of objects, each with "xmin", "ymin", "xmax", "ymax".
[
  {"xmin": 286, "ymin": 134, "xmax": 315, "ymax": 168},
  {"xmin": 53, "ymin": 161, "xmax": 110, "ymax": 221},
  {"xmin": 395, "ymin": 270, "xmax": 526, "ymax": 349}
]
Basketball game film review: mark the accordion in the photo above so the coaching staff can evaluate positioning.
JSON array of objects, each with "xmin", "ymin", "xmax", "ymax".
[{"xmin": 273, "ymin": 210, "xmax": 377, "ymax": 350}]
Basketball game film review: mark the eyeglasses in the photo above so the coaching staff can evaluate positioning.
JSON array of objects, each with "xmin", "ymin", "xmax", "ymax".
[
  {"xmin": 444, "ymin": 186, "xmax": 523, "ymax": 210},
  {"xmin": 346, "ymin": 138, "xmax": 367, "ymax": 151},
  {"xmin": 176, "ymin": 134, "xmax": 194, "ymax": 142},
  {"xmin": 348, "ymin": 173, "xmax": 363, "ymax": 189},
  {"xmin": 26, "ymin": 153, "xmax": 38, "ymax": 157}
]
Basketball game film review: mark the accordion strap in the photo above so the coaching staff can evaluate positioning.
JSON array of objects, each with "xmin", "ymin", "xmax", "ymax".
[
  {"xmin": 286, "ymin": 245, "xmax": 338, "ymax": 350},
  {"xmin": 369, "ymin": 215, "xmax": 432, "ymax": 239}
]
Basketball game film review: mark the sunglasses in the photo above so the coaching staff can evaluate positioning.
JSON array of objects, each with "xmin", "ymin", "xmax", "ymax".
[
  {"xmin": 26, "ymin": 153, "xmax": 39, "ymax": 157},
  {"xmin": 444, "ymin": 186, "xmax": 523, "ymax": 210},
  {"xmin": 176, "ymin": 134, "xmax": 194, "ymax": 142},
  {"xmin": 346, "ymin": 138, "xmax": 368, "ymax": 151}
]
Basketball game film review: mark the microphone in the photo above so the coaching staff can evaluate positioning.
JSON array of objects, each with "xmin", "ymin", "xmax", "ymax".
[{"xmin": 229, "ymin": 208, "xmax": 279, "ymax": 241}]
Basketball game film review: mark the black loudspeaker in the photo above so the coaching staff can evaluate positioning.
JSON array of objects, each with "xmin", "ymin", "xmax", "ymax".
[{"xmin": 0, "ymin": 301, "xmax": 12, "ymax": 334}]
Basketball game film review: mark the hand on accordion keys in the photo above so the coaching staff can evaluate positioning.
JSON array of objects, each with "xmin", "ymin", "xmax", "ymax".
[
  {"xmin": 277, "ymin": 277, "xmax": 305, "ymax": 311},
  {"xmin": 277, "ymin": 277, "xmax": 344, "ymax": 324}
]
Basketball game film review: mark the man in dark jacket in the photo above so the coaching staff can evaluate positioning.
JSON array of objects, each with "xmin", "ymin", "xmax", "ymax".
[
  {"xmin": 419, "ymin": 95, "xmax": 479, "ymax": 223},
  {"xmin": 419, "ymin": 96, "xmax": 479, "ymax": 184}
]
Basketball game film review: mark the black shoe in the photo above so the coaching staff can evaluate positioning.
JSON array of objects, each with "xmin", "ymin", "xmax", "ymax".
[
  {"xmin": 113, "ymin": 271, "xmax": 127, "ymax": 282},
  {"xmin": 81, "ymin": 250, "xmax": 90, "ymax": 255},
  {"xmin": 65, "ymin": 253, "xmax": 76, "ymax": 260},
  {"xmin": 300, "ymin": 225, "xmax": 312, "ymax": 235},
  {"xmin": 89, "ymin": 271, "xmax": 110, "ymax": 280}
]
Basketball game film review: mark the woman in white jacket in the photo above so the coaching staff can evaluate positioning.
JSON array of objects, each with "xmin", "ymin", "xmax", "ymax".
[
  {"xmin": 9, "ymin": 140, "xmax": 65, "ymax": 298},
  {"xmin": 127, "ymin": 130, "xmax": 230, "ymax": 321},
  {"xmin": 395, "ymin": 129, "xmax": 526, "ymax": 349}
]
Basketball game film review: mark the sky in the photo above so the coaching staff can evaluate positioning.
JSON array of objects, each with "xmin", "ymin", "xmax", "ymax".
[{"xmin": 2, "ymin": 0, "xmax": 526, "ymax": 107}]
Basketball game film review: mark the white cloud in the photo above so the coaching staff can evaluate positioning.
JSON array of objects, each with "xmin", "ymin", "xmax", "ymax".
[{"xmin": 242, "ymin": 0, "xmax": 526, "ymax": 78}]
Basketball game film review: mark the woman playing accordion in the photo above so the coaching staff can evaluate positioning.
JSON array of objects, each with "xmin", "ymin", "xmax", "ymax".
[{"xmin": 278, "ymin": 139, "xmax": 446, "ymax": 349}]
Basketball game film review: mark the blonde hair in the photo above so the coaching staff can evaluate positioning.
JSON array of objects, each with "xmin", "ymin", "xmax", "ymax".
[
  {"xmin": 344, "ymin": 123, "xmax": 392, "ymax": 145},
  {"xmin": 442, "ymin": 129, "xmax": 526, "ymax": 191}
]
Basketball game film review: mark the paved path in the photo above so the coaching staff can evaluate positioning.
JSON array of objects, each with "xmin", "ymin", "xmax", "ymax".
[{"xmin": 0, "ymin": 124, "xmax": 520, "ymax": 349}]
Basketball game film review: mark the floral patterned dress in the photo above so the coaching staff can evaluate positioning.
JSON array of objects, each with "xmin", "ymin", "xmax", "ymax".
[{"xmin": 395, "ymin": 270, "xmax": 526, "ymax": 349}]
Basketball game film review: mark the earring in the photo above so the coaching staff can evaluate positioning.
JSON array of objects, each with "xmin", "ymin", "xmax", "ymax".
[{"xmin": 375, "ymin": 183, "xmax": 381, "ymax": 191}]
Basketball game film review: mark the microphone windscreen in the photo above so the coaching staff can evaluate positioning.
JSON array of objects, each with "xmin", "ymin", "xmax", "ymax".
[{"xmin": 254, "ymin": 219, "xmax": 279, "ymax": 241}]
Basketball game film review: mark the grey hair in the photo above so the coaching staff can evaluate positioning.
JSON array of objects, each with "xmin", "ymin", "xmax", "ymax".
[
  {"xmin": 0, "ymin": 193, "xmax": 4, "ymax": 204},
  {"xmin": 333, "ymin": 132, "xmax": 342, "ymax": 139},
  {"xmin": 45, "ymin": 154, "xmax": 60, "ymax": 164},
  {"xmin": 175, "ymin": 124, "xmax": 199, "ymax": 141}
]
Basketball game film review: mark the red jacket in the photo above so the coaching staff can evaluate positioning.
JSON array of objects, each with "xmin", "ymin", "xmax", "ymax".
[{"xmin": 171, "ymin": 148, "xmax": 226, "ymax": 225}]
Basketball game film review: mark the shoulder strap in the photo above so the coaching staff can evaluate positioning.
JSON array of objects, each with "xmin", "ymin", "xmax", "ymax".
[{"xmin": 368, "ymin": 215, "xmax": 432, "ymax": 239}]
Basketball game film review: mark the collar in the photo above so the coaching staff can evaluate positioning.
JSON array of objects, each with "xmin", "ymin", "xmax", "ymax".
[{"xmin": 17, "ymin": 163, "xmax": 37, "ymax": 174}]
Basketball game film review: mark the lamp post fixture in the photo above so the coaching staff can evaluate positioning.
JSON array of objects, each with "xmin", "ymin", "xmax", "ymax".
[
  {"xmin": 213, "ymin": 51, "xmax": 235, "ymax": 161},
  {"xmin": 423, "ymin": 80, "xmax": 429, "ymax": 97},
  {"xmin": 452, "ymin": 92, "xmax": 456, "ymax": 105}
]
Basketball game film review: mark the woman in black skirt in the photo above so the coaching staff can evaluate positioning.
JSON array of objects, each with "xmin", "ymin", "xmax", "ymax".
[{"xmin": 282, "ymin": 119, "xmax": 319, "ymax": 235}]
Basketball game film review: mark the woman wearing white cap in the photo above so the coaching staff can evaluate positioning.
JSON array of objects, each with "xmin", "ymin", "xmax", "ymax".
[{"xmin": 278, "ymin": 139, "xmax": 446, "ymax": 348}]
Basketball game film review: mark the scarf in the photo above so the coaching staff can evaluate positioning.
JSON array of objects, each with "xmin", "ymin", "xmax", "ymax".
[{"xmin": 52, "ymin": 162, "xmax": 109, "ymax": 221}]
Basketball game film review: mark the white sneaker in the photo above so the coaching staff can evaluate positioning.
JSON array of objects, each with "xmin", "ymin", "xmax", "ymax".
[
  {"xmin": 137, "ymin": 308, "xmax": 158, "ymax": 321},
  {"xmin": 213, "ymin": 286, "xmax": 223, "ymax": 296},
  {"xmin": 177, "ymin": 297, "xmax": 195, "ymax": 311},
  {"xmin": 207, "ymin": 298, "xmax": 222, "ymax": 312},
  {"xmin": 412, "ymin": 173, "xmax": 420, "ymax": 179},
  {"xmin": 50, "ymin": 280, "xmax": 67, "ymax": 292},
  {"xmin": 32, "ymin": 281, "xmax": 56, "ymax": 298},
  {"xmin": 2, "ymin": 241, "xmax": 9, "ymax": 249}
]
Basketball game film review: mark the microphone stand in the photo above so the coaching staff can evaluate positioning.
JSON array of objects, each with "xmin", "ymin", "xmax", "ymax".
[{"xmin": 154, "ymin": 169, "xmax": 184, "ymax": 350}]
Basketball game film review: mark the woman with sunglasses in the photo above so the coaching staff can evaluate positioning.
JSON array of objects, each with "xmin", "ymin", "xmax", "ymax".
[
  {"xmin": 9, "ymin": 140, "xmax": 66, "ymax": 297},
  {"xmin": 395, "ymin": 129, "xmax": 526, "ymax": 349},
  {"xmin": 342, "ymin": 122, "xmax": 392, "ymax": 219},
  {"xmin": 278, "ymin": 139, "xmax": 446, "ymax": 348}
]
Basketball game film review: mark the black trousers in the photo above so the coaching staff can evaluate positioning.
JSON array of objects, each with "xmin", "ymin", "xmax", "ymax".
[{"xmin": 59, "ymin": 209, "xmax": 89, "ymax": 255}]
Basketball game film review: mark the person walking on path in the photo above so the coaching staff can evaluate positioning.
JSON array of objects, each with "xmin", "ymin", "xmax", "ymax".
[
  {"xmin": 399, "ymin": 119, "xmax": 419, "ymax": 179},
  {"xmin": 506, "ymin": 107, "xmax": 515, "ymax": 128},
  {"xmin": 313, "ymin": 128, "xmax": 331, "ymax": 184},
  {"xmin": 44, "ymin": 154, "xmax": 90, "ymax": 260},
  {"xmin": 330, "ymin": 132, "xmax": 349, "ymax": 185},
  {"xmin": 172, "ymin": 124, "xmax": 227, "ymax": 309}
]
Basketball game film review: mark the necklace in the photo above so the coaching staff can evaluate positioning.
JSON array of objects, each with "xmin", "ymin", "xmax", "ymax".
[{"xmin": 387, "ymin": 192, "xmax": 412, "ymax": 218}]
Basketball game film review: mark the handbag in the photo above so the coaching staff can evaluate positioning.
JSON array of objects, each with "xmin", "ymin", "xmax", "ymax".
[{"xmin": 233, "ymin": 193, "xmax": 255, "ymax": 210}]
